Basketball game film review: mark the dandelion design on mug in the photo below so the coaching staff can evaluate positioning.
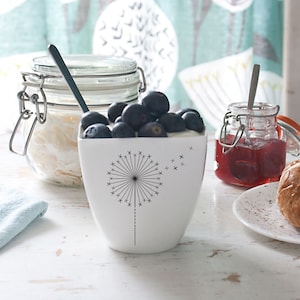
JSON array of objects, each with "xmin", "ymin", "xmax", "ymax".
[
  {"xmin": 106, "ymin": 149, "xmax": 188, "ymax": 246},
  {"xmin": 107, "ymin": 151, "xmax": 163, "ymax": 207}
]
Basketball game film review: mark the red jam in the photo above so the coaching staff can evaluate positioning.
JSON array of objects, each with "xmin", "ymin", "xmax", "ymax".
[{"xmin": 215, "ymin": 135, "xmax": 286, "ymax": 188}]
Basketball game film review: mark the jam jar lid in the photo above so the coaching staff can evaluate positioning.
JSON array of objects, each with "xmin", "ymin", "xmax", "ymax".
[{"xmin": 32, "ymin": 54, "xmax": 138, "ymax": 76}]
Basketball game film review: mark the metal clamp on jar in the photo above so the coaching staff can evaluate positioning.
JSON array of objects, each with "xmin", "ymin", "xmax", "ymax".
[
  {"xmin": 215, "ymin": 102, "xmax": 300, "ymax": 188},
  {"xmin": 9, "ymin": 55, "xmax": 146, "ymax": 186}
]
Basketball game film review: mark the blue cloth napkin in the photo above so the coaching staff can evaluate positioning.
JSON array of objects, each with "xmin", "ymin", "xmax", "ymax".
[{"xmin": 0, "ymin": 189, "xmax": 48, "ymax": 249}]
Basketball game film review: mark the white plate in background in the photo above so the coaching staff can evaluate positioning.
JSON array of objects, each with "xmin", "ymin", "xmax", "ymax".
[{"xmin": 233, "ymin": 182, "xmax": 300, "ymax": 244}]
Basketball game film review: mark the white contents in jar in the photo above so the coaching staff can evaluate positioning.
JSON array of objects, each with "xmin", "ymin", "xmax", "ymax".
[{"xmin": 25, "ymin": 107, "xmax": 83, "ymax": 186}]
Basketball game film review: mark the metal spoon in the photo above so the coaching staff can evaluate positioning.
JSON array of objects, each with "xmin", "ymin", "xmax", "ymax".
[
  {"xmin": 247, "ymin": 64, "xmax": 260, "ymax": 109},
  {"xmin": 48, "ymin": 44, "xmax": 89, "ymax": 113}
]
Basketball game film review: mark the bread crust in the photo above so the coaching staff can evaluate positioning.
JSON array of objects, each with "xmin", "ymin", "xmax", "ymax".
[{"xmin": 277, "ymin": 160, "xmax": 300, "ymax": 227}]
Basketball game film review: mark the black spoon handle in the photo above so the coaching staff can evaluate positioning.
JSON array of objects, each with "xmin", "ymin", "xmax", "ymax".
[{"xmin": 48, "ymin": 44, "xmax": 89, "ymax": 113}]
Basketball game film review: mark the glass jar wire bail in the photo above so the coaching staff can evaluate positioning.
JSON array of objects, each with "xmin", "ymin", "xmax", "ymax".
[
  {"xmin": 9, "ymin": 72, "xmax": 48, "ymax": 155},
  {"xmin": 218, "ymin": 111, "xmax": 245, "ymax": 154}
]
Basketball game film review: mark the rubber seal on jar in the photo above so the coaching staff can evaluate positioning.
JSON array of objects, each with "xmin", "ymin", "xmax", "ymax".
[{"xmin": 277, "ymin": 114, "xmax": 300, "ymax": 156}]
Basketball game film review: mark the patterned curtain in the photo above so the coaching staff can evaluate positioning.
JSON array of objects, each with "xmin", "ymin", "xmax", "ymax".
[{"xmin": 0, "ymin": 0, "xmax": 283, "ymax": 131}]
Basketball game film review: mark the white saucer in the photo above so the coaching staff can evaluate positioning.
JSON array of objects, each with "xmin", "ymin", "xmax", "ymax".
[{"xmin": 233, "ymin": 182, "xmax": 300, "ymax": 244}]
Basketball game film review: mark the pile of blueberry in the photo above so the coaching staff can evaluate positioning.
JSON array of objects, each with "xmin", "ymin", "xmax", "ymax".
[{"xmin": 81, "ymin": 91, "xmax": 205, "ymax": 138}]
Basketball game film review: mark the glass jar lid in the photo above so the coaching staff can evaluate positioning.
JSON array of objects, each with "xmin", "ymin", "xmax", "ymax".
[
  {"xmin": 32, "ymin": 55, "xmax": 138, "ymax": 76},
  {"xmin": 23, "ymin": 54, "xmax": 146, "ymax": 95}
]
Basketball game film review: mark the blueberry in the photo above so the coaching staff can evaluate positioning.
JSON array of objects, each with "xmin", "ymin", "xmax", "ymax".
[
  {"xmin": 111, "ymin": 122, "xmax": 136, "ymax": 138},
  {"xmin": 141, "ymin": 91, "xmax": 170, "ymax": 118},
  {"xmin": 182, "ymin": 111, "xmax": 205, "ymax": 133},
  {"xmin": 81, "ymin": 111, "xmax": 109, "ymax": 130},
  {"xmin": 108, "ymin": 102, "xmax": 128, "ymax": 123},
  {"xmin": 83, "ymin": 123, "xmax": 112, "ymax": 138},
  {"xmin": 158, "ymin": 113, "xmax": 186, "ymax": 132},
  {"xmin": 176, "ymin": 108, "xmax": 201, "ymax": 118},
  {"xmin": 138, "ymin": 122, "xmax": 168, "ymax": 137},
  {"xmin": 121, "ymin": 103, "xmax": 151, "ymax": 131}
]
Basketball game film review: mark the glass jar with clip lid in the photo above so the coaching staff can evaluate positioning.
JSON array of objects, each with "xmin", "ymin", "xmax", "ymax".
[
  {"xmin": 9, "ymin": 55, "xmax": 146, "ymax": 186},
  {"xmin": 215, "ymin": 102, "xmax": 300, "ymax": 188}
]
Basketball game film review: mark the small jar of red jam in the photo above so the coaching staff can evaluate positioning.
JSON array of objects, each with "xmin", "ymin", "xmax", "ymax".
[{"xmin": 215, "ymin": 102, "xmax": 286, "ymax": 188}]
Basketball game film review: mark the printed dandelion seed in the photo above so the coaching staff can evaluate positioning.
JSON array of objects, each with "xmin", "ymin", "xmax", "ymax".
[{"xmin": 107, "ymin": 151, "xmax": 163, "ymax": 207}]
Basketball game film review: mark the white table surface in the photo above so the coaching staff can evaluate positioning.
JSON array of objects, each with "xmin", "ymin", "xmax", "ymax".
[{"xmin": 1, "ymin": 132, "xmax": 300, "ymax": 300}]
